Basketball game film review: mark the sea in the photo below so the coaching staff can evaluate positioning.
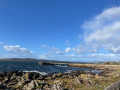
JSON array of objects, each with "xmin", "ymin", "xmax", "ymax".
[{"xmin": 0, "ymin": 61, "xmax": 103, "ymax": 75}]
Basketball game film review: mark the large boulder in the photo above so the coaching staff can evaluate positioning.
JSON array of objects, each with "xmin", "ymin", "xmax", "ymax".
[{"xmin": 104, "ymin": 80, "xmax": 120, "ymax": 90}]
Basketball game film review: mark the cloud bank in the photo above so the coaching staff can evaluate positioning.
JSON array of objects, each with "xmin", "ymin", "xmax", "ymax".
[
  {"xmin": 3, "ymin": 45, "xmax": 33, "ymax": 58},
  {"xmin": 82, "ymin": 6, "xmax": 120, "ymax": 54}
]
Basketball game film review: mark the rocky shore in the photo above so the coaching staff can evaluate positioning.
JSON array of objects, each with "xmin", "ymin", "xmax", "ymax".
[
  {"xmin": 0, "ymin": 64, "xmax": 120, "ymax": 90},
  {"xmin": 0, "ymin": 68, "xmax": 109, "ymax": 90}
]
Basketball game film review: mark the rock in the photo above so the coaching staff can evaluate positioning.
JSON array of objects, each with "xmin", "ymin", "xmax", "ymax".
[
  {"xmin": 0, "ymin": 77, "xmax": 4, "ymax": 81},
  {"xmin": 73, "ymin": 77, "xmax": 84, "ymax": 84},
  {"xmin": 7, "ymin": 82, "xmax": 17, "ymax": 87},
  {"xmin": 81, "ymin": 74, "xmax": 88, "ymax": 79},
  {"xmin": 72, "ymin": 77, "xmax": 95, "ymax": 87},
  {"xmin": 37, "ymin": 75, "xmax": 45, "ymax": 80},
  {"xmin": 2, "ymin": 77, "xmax": 9, "ymax": 84},
  {"xmin": 23, "ymin": 80, "xmax": 36, "ymax": 90},
  {"xmin": 52, "ymin": 73, "xmax": 63, "ymax": 79},
  {"xmin": 70, "ymin": 71, "xmax": 79, "ymax": 77},
  {"xmin": 0, "ymin": 84, "xmax": 6, "ymax": 89},
  {"xmin": 61, "ymin": 74, "xmax": 73, "ymax": 79},
  {"xmin": 21, "ymin": 73, "xmax": 34, "ymax": 80},
  {"xmin": 16, "ymin": 80, "xmax": 31, "ymax": 88},
  {"xmin": 51, "ymin": 84, "xmax": 63, "ymax": 90},
  {"xmin": 54, "ymin": 80, "xmax": 64, "ymax": 85},
  {"xmin": 104, "ymin": 80, "xmax": 120, "ymax": 90},
  {"xmin": 88, "ymin": 79, "xmax": 95, "ymax": 86},
  {"xmin": 23, "ymin": 80, "xmax": 46, "ymax": 90},
  {"xmin": 43, "ymin": 84, "xmax": 51, "ymax": 90},
  {"xmin": 33, "ymin": 73, "xmax": 40, "ymax": 80},
  {"xmin": 34, "ymin": 80, "xmax": 41, "ymax": 87},
  {"xmin": 95, "ymin": 74, "xmax": 105, "ymax": 79},
  {"xmin": 87, "ymin": 74, "xmax": 95, "ymax": 78}
]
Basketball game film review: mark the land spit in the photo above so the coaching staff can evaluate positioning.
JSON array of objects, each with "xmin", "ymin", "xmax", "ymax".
[{"xmin": 38, "ymin": 62, "xmax": 120, "ymax": 70}]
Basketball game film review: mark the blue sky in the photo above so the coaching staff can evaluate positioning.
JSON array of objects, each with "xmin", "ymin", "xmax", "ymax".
[{"xmin": 1, "ymin": 0, "xmax": 120, "ymax": 61}]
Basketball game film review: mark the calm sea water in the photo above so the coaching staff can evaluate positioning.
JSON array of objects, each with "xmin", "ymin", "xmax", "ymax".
[{"xmin": 0, "ymin": 61, "xmax": 102, "ymax": 75}]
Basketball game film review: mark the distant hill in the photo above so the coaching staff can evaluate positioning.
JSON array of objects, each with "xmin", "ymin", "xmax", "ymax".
[
  {"xmin": 0, "ymin": 58, "xmax": 73, "ymax": 63},
  {"xmin": 0, "ymin": 58, "xmax": 38, "ymax": 61},
  {"xmin": 0, "ymin": 58, "xmax": 104, "ymax": 64}
]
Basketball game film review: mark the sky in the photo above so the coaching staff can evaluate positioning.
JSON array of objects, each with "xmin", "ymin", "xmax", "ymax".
[{"xmin": 0, "ymin": 0, "xmax": 120, "ymax": 62}]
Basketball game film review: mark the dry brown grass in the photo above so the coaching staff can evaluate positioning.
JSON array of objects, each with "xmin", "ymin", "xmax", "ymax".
[{"xmin": 68, "ymin": 63, "xmax": 120, "ymax": 70}]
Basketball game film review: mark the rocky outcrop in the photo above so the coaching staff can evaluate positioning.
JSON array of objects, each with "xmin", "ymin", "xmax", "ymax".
[
  {"xmin": 38, "ymin": 62, "xmax": 55, "ymax": 66},
  {"xmin": 72, "ymin": 77, "xmax": 96, "ymax": 86},
  {"xmin": 104, "ymin": 80, "xmax": 120, "ymax": 90},
  {"xmin": 38, "ymin": 62, "xmax": 68, "ymax": 66},
  {"xmin": 0, "ymin": 69, "xmax": 105, "ymax": 90}
]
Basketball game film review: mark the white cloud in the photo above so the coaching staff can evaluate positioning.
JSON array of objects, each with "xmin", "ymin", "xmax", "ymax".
[
  {"xmin": 65, "ymin": 44, "xmax": 98, "ymax": 55},
  {"xmin": 42, "ymin": 45, "xmax": 64, "ymax": 55},
  {"xmin": 72, "ymin": 45, "xmax": 87, "ymax": 54},
  {"xmin": 3, "ymin": 45, "xmax": 33, "ymax": 55},
  {"xmin": 56, "ymin": 51, "xmax": 64, "ymax": 55},
  {"xmin": 59, "ymin": 54, "xmax": 120, "ymax": 62},
  {"xmin": 65, "ymin": 47, "xmax": 71, "ymax": 53},
  {"xmin": 82, "ymin": 6, "xmax": 120, "ymax": 54},
  {"xmin": 39, "ymin": 45, "xmax": 64, "ymax": 59}
]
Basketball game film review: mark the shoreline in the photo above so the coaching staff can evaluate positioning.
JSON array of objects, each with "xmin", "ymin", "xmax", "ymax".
[
  {"xmin": 0, "ymin": 65, "xmax": 107, "ymax": 90},
  {"xmin": 0, "ymin": 64, "xmax": 120, "ymax": 89},
  {"xmin": 0, "ymin": 69, "xmax": 104, "ymax": 90}
]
